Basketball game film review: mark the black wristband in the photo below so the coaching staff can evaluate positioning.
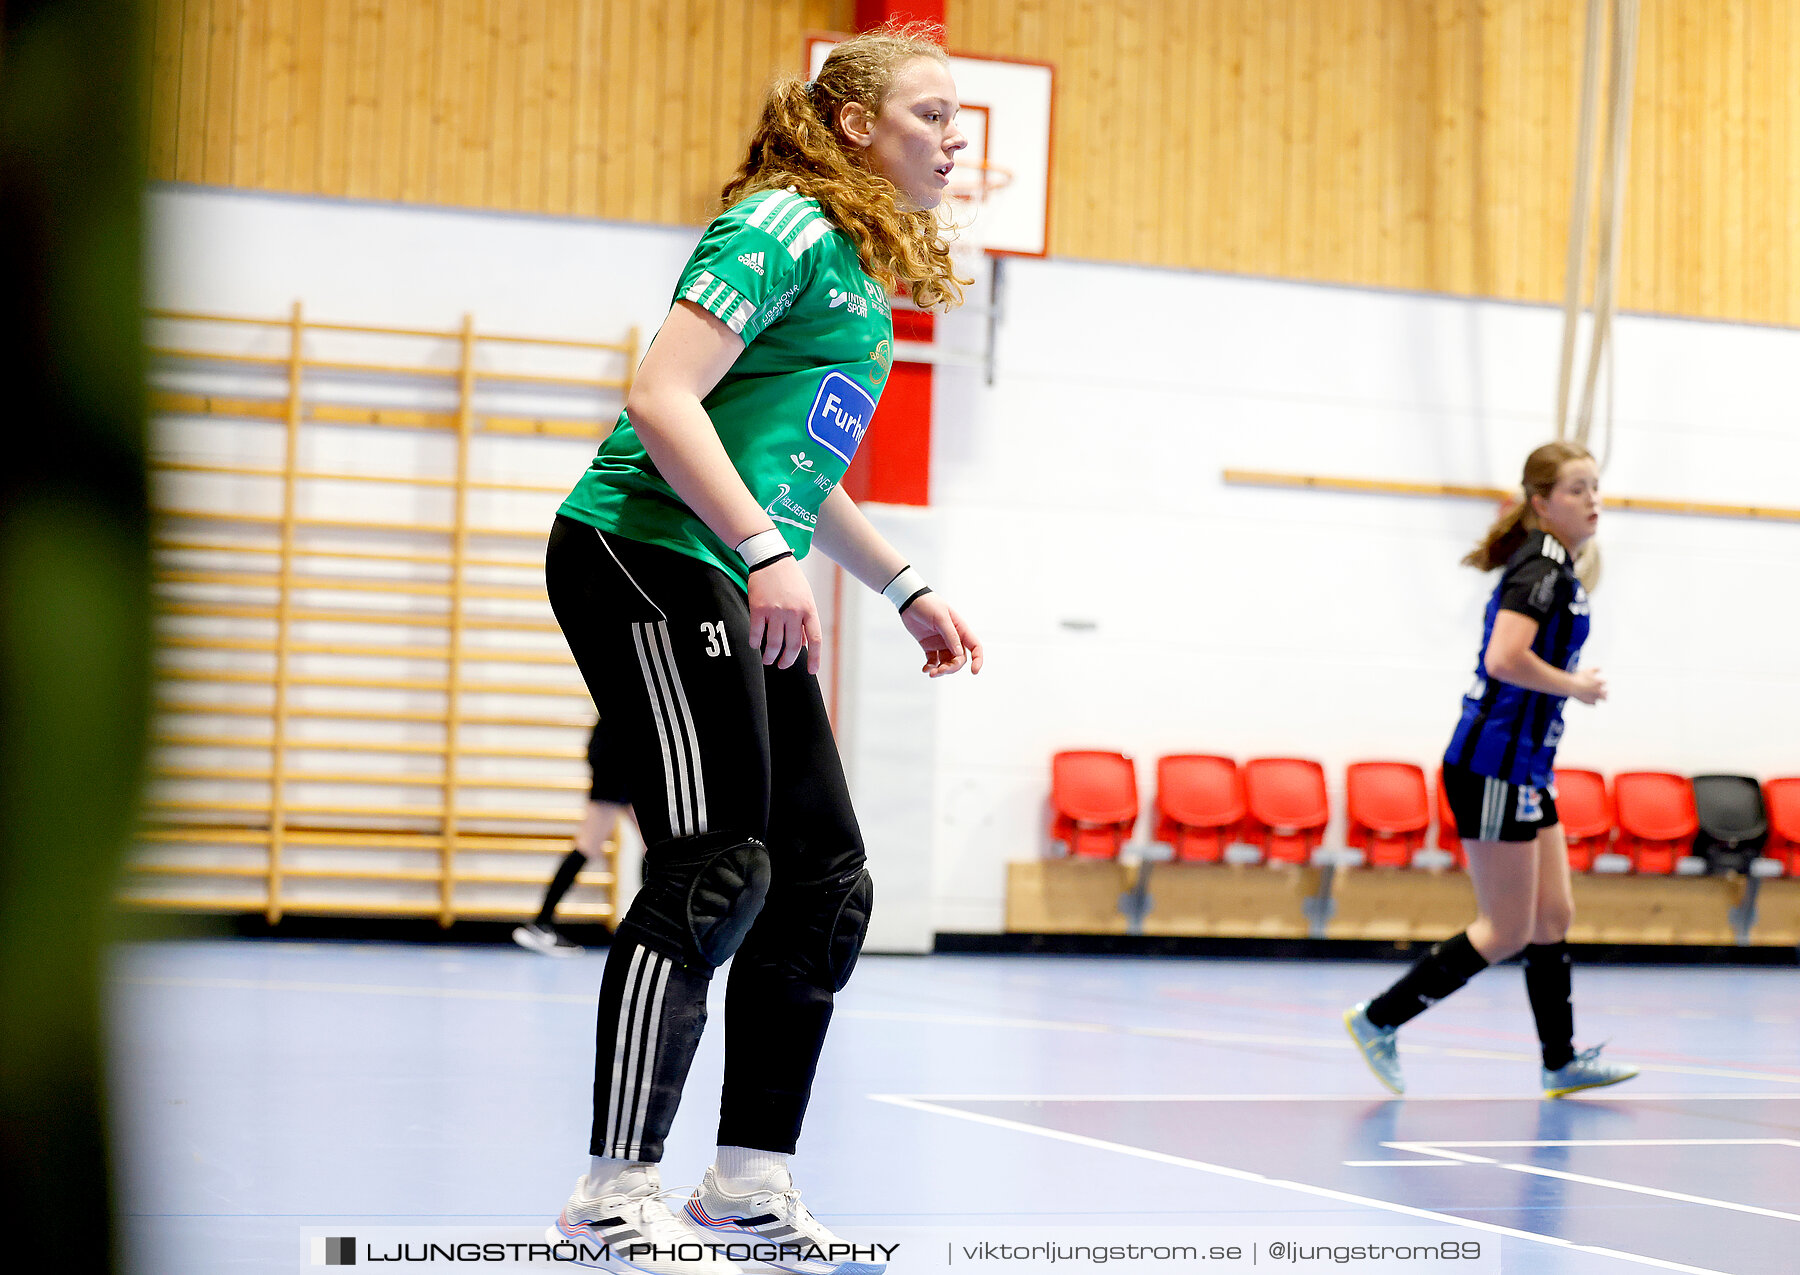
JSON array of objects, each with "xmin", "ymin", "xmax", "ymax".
[
  {"xmin": 898, "ymin": 585, "xmax": 933, "ymax": 614},
  {"xmin": 746, "ymin": 550, "xmax": 794, "ymax": 574}
]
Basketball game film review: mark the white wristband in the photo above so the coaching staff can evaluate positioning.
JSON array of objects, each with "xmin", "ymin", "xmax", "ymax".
[
  {"xmin": 881, "ymin": 565, "xmax": 932, "ymax": 613},
  {"xmin": 735, "ymin": 528, "xmax": 788, "ymax": 569}
]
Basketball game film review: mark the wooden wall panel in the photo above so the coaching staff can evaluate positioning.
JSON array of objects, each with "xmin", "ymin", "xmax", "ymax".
[
  {"xmin": 956, "ymin": 0, "xmax": 1800, "ymax": 327},
  {"xmin": 153, "ymin": 0, "xmax": 865, "ymax": 229},
  {"xmin": 543, "ymin": 0, "xmax": 577, "ymax": 214},
  {"xmin": 148, "ymin": 0, "xmax": 184, "ymax": 179},
  {"xmin": 257, "ymin": 0, "xmax": 293, "ymax": 191},
  {"xmin": 149, "ymin": 0, "xmax": 1800, "ymax": 327}
]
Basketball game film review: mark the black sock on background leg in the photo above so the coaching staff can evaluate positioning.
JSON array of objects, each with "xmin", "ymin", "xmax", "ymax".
[
  {"xmin": 536, "ymin": 848, "xmax": 588, "ymax": 926},
  {"xmin": 1366, "ymin": 931, "xmax": 1490, "ymax": 1030},
  {"xmin": 1522, "ymin": 941, "xmax": 1576, "ymax": 1070}
]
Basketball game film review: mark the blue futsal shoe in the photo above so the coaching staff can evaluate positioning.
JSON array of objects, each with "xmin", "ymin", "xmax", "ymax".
[
  {"xmin": 1543, "ymin": 1044, "xmax": 1639, "ymax": 1098},
  {"xmin": 1344, "ymin": 1001, "xmax": 1405, "ymax": 1095}
]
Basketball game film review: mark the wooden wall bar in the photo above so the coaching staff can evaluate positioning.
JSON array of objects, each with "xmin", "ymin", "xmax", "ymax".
[
  {"xmin": 136, "ymin": 305, "xmax": 637, "ymax": 925},
  {"xmin": 149, "ymin": 1, "xmax": 1799, "ymax": 327}
]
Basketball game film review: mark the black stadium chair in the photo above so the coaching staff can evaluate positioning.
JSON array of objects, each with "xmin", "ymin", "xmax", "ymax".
[{"xmin": 1690, "ymin": 774, "xmax": 1769, "ymax": 874}]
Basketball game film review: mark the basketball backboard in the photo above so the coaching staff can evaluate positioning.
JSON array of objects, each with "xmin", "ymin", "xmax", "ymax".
[{"xmin": 806, "ymin": 36, "xmax": 1054, "ymax": 258}]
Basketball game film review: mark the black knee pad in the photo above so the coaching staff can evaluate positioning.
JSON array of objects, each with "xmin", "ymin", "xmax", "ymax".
[
  {"xmin": 732, "ymin": 861, "xmax": 873, "ymax": 992},
  {"xmin": 689, "ymin": 838, "xmax": 773, "ymax": 965},
  {"xmin": 623, "ymin": 832, "xmax": 772, "ymax": 971},
  {"xmin": 824, "ymin": 868, "xmax": 873, "ymax": 991}
]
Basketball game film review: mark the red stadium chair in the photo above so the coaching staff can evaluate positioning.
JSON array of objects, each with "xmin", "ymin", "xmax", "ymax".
[
  {"xmin": 1764, "ymin": 778, "xmax": 1800, "ymax": 876},
  {"xmin": 1242, "ymin": 758, "xmax": 1330, "ymax": 865},
  {"xmin": 1612, "ymin": 772, "xmax": 1697, "ymax": 875},
  {"xmin": 1554, "ymin": 768, "xmax": 1614, "ymax": 872},
  {"xmin": 1049, "ymin": 750, "xmax": 1139, "ymax": 860},
  {"xmin": 1345, "ymin": 762, "xmax": 1430, "ymax": 868},
  {"xmin": 1433, "ymin": 768, "xmax": 1465, "ymax": 868},
  {"xmin": 1153, "ymin": 754, "xmax": 1245, "ymax": 863}
]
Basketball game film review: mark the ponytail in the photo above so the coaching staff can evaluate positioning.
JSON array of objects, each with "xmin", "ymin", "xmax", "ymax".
[
  {"xmin": 1462, "ymin": 500, "xmax": 1532, "ymax": 572},
  {"xmin": 1463, "ymin": 440, "xmax": 1595, "ymax": 572}
]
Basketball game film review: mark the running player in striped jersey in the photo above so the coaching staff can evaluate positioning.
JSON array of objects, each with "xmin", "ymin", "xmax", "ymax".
[
  {"xmin": 544, "ymin": 24, "xmax": 977, "ymax": 1275},
  {"xmin": 1345, "ymin": 442, "xmax": 1638, "ymax": 1099}
]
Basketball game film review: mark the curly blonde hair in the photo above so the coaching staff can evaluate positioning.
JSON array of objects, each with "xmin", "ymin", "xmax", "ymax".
[{"xmin": 719, "ymin": 21, "xmax": 968, "ymax": 312}]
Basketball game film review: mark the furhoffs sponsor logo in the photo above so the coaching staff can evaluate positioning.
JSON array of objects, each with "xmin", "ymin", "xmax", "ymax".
[{"xmin": 804, "ymin": 371, "xmax": 874, "ymax": 463}]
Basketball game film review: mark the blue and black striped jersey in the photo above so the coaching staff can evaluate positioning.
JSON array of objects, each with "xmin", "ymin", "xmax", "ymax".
[{"xmin": 1444, "ymin": 531, "xmax": 1591, "ymax": 787}]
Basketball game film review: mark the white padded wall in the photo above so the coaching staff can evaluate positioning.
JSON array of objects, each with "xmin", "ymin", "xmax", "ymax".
[
  {"xmin": 922, "ymin": 257, "xmax": 1800, "ymax": 931},
  {"xmin": 151, "ymin": 186, "xmax": 1800, "ymax": 939}
]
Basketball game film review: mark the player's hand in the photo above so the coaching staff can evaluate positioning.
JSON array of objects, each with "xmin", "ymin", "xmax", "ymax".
[
  {"xmin": 747, "ymin": 557, "xmax": 822, "ymax": 674},
  {"xmin": 901, "ymin": 594, "xmax": 983, "ymax": 678},
  {"xmin": 1570, "ymin": 668, "xmax": 1607, "ymax": 705}
]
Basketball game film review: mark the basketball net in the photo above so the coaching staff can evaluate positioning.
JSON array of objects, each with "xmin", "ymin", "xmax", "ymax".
[{"xmin": 941, "ymin": 159, "xmax": 1013, "ymax": 287}]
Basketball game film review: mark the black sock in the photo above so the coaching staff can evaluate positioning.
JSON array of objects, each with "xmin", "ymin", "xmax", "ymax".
[
  {"xmin": 1366, "ymin": 931, "xmax": 1490, "ymax": 1030},
  {"xmin": 1522, "ymin": 941, "xmax": 1575, "ymax": 1070},
  {"xmin": 536, "ymin": 847, "xmax": 588, "ymax": 926}
]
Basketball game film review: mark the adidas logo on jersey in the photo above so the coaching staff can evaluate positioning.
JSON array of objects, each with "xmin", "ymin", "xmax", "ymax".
[{"xmin": 737, "ymin": 251, "xmax": 765, "ymax": 275}]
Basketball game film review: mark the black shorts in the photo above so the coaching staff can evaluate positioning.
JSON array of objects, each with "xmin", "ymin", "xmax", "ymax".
[
  {"xmin": 1442, "ymin": 761, "xmax": 1559, "ymax": 844},
  {"xmin": 584, "ymin": 721, "xmax": 631, "ymax": 805}
]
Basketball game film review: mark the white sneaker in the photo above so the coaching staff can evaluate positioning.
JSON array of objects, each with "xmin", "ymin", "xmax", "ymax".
[
  {"xmin": 550, "ymin": 1174, "xmax": 741, "ymax": 1274},
  {"xmin": 1542, "ymin": 1043, "xmax": 1640, "ymax": 1098},
  {"xmin": 683, "ymin": 1166, "xmax": 887, "ymax": 1274},
  {"xmin": 514, "ymin": 922, "xmax": 583, "ymax": 957},
  {"xmin": 1343, "ymin": 1001, "xmax": 1404, "ymax": 1095}
]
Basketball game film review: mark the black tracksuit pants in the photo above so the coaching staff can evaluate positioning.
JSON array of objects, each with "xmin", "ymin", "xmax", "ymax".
[{"xmin": 546, "ymin": 515, "xmax": 869, "ymax": 1161}]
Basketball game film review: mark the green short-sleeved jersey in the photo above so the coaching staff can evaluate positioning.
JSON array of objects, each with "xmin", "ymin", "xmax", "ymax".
[{"xmin": 558, "ymin": 188, "xmax": 895, "ymax": 591}]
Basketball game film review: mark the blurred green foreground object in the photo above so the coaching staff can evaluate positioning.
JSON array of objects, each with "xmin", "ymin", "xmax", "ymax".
[{"xmin": 1, "ymin": 2, "xmax": 151, "ymax": 1270}]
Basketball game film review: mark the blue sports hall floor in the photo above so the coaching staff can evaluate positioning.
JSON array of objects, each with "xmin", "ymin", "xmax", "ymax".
[{"xmin": 110, "ymin": 940, "xmax": 1800, "ymax": 1274}]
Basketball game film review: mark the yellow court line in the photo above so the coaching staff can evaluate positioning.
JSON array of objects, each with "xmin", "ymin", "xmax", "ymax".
[
  {"xmin": 842, "ymin": 1007, "xmax": 1800, "ymax": 1087},
  {"xmin": 119, "ymin": 976, "xmax": 1800, "ymax": 1087},
  {"xmin": 119, "ymin": 974, "xmax": 591, "ymax": 1005}
]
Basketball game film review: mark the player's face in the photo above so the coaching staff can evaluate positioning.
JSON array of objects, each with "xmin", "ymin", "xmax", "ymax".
[
  {"xmin": 1534, "ymin": 458, "xmax": 1602, "ymax": 550},
  {"xmin": 861, "ymin": 57, "xmax": 966, "ymax": 210}
]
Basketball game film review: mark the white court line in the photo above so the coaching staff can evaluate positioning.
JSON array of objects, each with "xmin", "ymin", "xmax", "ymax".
[
  {"xmin": 844, "ymin": 1006, "xmax": 1800, "ymax": 1087},
  {"xmin": 1341, "ymin": 1159, "xmax": 1464, "ymax": 1167},
  {"xmin": 1497, "ymin": 1162, "xmax": 1800, "ymax": 1224},
  {"xmin": 1382, "ymin": 1145, "xmax": 1501, "ymax": 1165},
  {"xmin": 870, "ymin": 1093, "xmax": 1737, "ymax": 1275},
  {"xmin": 1385, "ymin": 1137, "xmax": 1800, "ymax": 1224},
  {"xmin": 866, "ymin": 1090, "xmax": 1800, "ymax": 1104}
]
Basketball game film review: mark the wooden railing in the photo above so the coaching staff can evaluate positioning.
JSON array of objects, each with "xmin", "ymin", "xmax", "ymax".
[
  {"xmin": 1222, "ymin": 470, "xmax": 1800, "ymax": 524},
  {"xmin": 131, "ymin": 305, "xmax": 638, "ymax": 926}
]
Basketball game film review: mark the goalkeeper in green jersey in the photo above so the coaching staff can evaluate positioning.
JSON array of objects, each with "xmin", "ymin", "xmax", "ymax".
[{"xmin": 545, "ymin": 22, "xmax": 982, "ymax": 1275}]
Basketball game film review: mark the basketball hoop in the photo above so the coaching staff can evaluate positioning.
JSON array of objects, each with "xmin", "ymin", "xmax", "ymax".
[
  {"xmin": 945, "ymin": 159, "xmax": 1014, "ymax": 208},
  {"xmin": 943, "ymin": 160, "xmax": 1013, "ymax": 275}
]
